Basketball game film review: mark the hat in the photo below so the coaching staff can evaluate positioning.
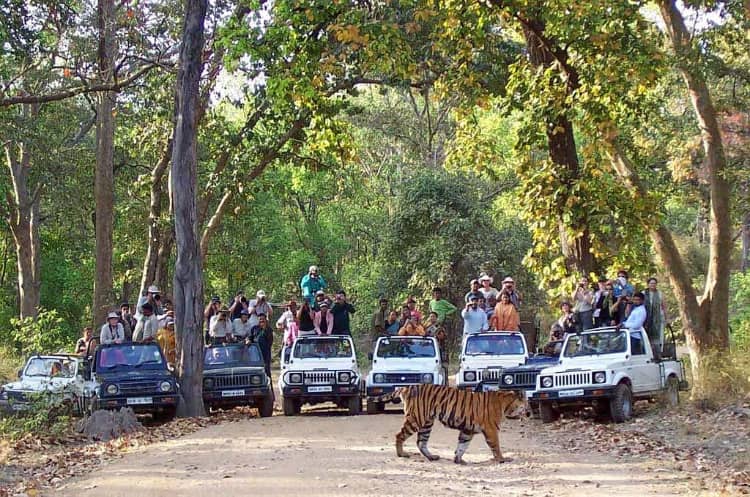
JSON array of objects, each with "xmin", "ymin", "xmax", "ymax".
[
  {"xmin": 315, "ymin": 290, "xmax": 325, "ymax": 296},
  {"xmin": 147, "ymin": 285, "xmax": 159, "ymax": 293},
  {"xmin": 502, "ymin": 277, "xmax": 514, "ymax": 284},
  {"xmin": 470, "ymin": 279, "xmax": 479, "ymax": 285},
  {"xmin": 336, "ymin": 290, "xmax": 346, "ymax": 296},
  {"xmin": 256, "ymin": 290, "xmax": 266, "ymax": 298},
  {"xmin": 107, "ymin": 312, "xmax": 119, "ymax": 320},
  {"xmin": 309, "ymin": 265, "xmax": 318, "ymax": 273},
  {"xmin": 240, "ymin": 309, "xmax": 249, "ymax": 315},
  {"xmin": 211, "ymin": 295, "xmax": 221, "ymax": 303},
  {"xmin": 479, "ymin": 274, "xmax": 493, "ymax": 283},
  {"xmin": 468, "ymin": 292, "xmax": 481, "ymax": 301}
]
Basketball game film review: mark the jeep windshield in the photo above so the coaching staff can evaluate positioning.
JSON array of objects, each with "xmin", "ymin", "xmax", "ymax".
[
  {"xmin": 464, "ymin": 334, "xmax": 525, "ymax": 356},
  {"xmin": 97, "ymin": 344, "xmax": 164, "ymax": 370},
  {"xmin": 24, "ymin": 357, "xmax": 77, "ymax": 378},
  {"xmin": 293, "ymin": 337, "xmax": 353, "ymax": 359},
  {"xmin": 376, "ymin": 338, "xmax": 436, "ymax": 358},
  {"xmin": 204, "ymin": 344, "xmax": 263, "ymax": 368},
  {"xmin": 564, "ymin": 330, "xmax": 627, "ymax": 357}
]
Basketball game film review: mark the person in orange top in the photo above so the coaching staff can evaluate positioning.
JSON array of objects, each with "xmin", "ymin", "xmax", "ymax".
[
  {"xmin": 398, "ymin": 315, "xmax": 426, "ymax": 336},
  {"xmin": 490, "ymin": 291, "xmax": 520, "ymax": 331}
]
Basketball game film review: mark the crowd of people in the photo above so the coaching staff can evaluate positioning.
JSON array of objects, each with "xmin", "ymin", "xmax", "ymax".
[{"xmin": 72, "ymin": 265, "xmax": 670, "ymax": 375}]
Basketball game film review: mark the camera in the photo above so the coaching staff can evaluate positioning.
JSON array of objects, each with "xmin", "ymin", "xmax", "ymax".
[{"xmin": 154, "ymin": 294, "xmax": 161, "ymax": 301}]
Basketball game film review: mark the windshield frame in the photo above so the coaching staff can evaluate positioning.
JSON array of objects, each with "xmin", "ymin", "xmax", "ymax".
[
  {"xmin": 563, "ymin": 329, "xmax": 629, "ymax": 358},
  {"xmin": 292, "ymin": 337, "xmax": 355, "ymax": 360},
  {"xmin": 23, "ymin": 356, "xmax": 78, "ymax": 378},
  {"xmin": 463, "ymin": 333, "xmax": 527, "ymax": 357},
  {"xmin": 95, "ymin": 344, "xmax": 166, "ymax": 371},
  {"xmin": 203, "ymin": 344, "xmax": 264, "ymax": 368},
  {"xmin": 375, "ymin": 337, "xmax": 437, "ymax": 359}
]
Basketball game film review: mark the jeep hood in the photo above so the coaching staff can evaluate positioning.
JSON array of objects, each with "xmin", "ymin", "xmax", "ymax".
[
  {"xmin": 540, "ymin": 356, "xmax": 627, "ymax": 374},
  {"xmin": 95, "ymin": 370, "xmax": 173, "ymax": 382},
  {"xmin": 461, "ymin": 355, "xmax": 526, "ymax": 370},
  {"xmin": 204, "ymin": 366, "xmax": 265, "ymax": 376},
  {"xmin": 3, "ymin": 377, "xmax": 75, "ymax": 393},
  {"xmin": 370, "ymin": 358, "xmax": 439, "ymax": 372},
  {"xmin": 286, "ymin": 358, "xmax": 358, "ymax": 371}
]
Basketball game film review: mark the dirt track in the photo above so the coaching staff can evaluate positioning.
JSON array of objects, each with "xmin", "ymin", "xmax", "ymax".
[{"xmin": 54, "ymin": 404, "xmax": 701, "ymax": 497}]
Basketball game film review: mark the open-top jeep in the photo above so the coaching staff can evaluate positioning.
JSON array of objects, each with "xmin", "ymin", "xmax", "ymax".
[
  {"xmin": 202, "ymin": 343, "xmax": 273, "ymax": 417},
  {"xmin": 531, "ymin": 326, "xmax": 688, "ymax": 423},
  {"xmin": 279, "ymin": 335, "xmax": 361, "ymax": 416},
  {"xmin": 87, "ymin": 342, "xmax": 179, "ymax": 420},
  {"xmin": 455, "ymin": 331, "xmax": 529, "ymax": 390},
  {"xmin": 365, "ymin": 335, "xmax": 445, "ymax": 414},
  {"xmin": 0, "ymin": 354, "xmax": 87, "ymax": 415}
]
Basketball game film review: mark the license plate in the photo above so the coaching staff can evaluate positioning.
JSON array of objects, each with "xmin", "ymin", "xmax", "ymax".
[
  {"xmin": 126, "ymin": 397, "xmax": 153, "ymax": 405},
  {"xmin": 221, "ymin": 389, "xmax": 245, "ymax": 397},
  {"xmin": 308, "ymin": 386, "xmax": 332, "ymax": 393},
  {"xmin": 481, "ymin": 383, "xmax": 500, "ymax": 392},
  {"xmin": 558, "ymin": 389, "xmax": 584, "ymax": 398}
]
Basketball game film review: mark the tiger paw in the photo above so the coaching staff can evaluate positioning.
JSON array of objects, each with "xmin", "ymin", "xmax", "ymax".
[
  {"xmin": 397, "ymin": 452, "xmax": 411, "ymax": 458},
  {"xmin": 453, "ymin": 456, "xmax": 466, "ymax": 465},
  {"xmin": 426, "ymin": 454, "xmax": 440, "ymax": 461},
  {"xmin": 494, "ymin": 456, "xmax": 512, "ymax": 464}
]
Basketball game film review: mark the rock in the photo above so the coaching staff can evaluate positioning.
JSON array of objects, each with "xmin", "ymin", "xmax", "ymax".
[{"xmin": 77, "ymin": 408, "xmax": 143, "ymax": 442}]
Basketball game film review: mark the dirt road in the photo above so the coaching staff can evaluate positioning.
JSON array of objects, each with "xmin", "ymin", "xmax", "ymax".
[{"xmin": 54, "ymin": 404, "xmax": 702, "ymax": 497}]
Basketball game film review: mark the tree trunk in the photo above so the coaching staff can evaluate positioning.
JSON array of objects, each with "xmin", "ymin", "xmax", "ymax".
[
  {"xmin": 522, "ymin": 20, "xmax": 596, "ymax": 276},
  {"xmin": 659, "ymin": 0, "xmax": 731, "ymax": 353},
  {"xmin": 5, "ymin": 126, "xmax": 42, "ymax": 320},
  {"xmin": 155, "ymin": 225, "xmax": 174, "ymax": 295},
  {"xmin": 93, "ymin": 0, "xmax": 117, "ymax": 326},
  {"xmin": 171, "ymin": 0, "xmax": 208, "ymax": 418}
]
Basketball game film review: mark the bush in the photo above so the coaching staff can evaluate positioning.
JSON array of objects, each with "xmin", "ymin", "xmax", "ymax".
[
  {"xmin": 8, "ymin": 308, "xmax": 71, "ymax": 357},
  {"xmin": 688, "ymin": 349, "xmax": 750, "ymax": 407},
  {"xmin": 0, "ymin": 391, "xmax": 74, "ymax": 440},
  {"xmin": 0, "ymin": 347, "xmax": 24, "ymax": 383},
  {"xmin": 730, "ymin": 271, "xmax": 750, "ymax": 351}
]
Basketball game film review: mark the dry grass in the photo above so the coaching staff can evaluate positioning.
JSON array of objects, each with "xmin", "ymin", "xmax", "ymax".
[
  {"xmin": 0, "ymin": 346, "xmax": 23, "ymax": 383},
  {"xmin": 688, "ymin": 349, "xmax": 750, "ymax": 407}
]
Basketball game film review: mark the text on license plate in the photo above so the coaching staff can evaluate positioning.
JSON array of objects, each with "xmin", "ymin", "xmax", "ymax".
[
  {"xmin": 308, "ymin": 386, "xmax": 332, "ymax": 393},
  {"xmin": 222, "ymin": 389, "xmax": 245, "ymax": 397},
  {"xmin": 558, "ymin": 389, "xmax": 584, "ymax": 398},
  {"xmin": 126, "ymin": 397, "xmax": 152, "ymax": 405}
]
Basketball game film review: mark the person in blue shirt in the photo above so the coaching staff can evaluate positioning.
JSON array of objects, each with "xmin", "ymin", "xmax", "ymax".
[{"xmin": 300, "ymin": 265, "xmax": 327, "ymax": 306}]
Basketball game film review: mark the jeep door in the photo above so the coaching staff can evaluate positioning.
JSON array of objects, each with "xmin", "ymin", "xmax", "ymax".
[{"xmin": 627, "ymin": 330, "xmax": 659, "ymax": 392}]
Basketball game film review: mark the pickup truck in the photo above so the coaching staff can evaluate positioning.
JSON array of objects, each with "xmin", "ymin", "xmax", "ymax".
[
  {"xmin": 455, "ymin": 331, "xmax": 528, "ymax": 390},
  {"xmin": 531, "ymin": 326, "xmax": 688, "ymax": 423},
  {"xmin": 365, "ymin": 336, "xmax": 445, "ymax": 414},
  {"xmin": 87, "ymin": 342, "xmax": 180, "ymax": 421},
  {"xmin": 278, "ymin": 335, "xmax": 362, "ymax": 416},
  {"xmin": 202, "ymin": 343, "xmax": 274, "ymax": 417},
  {"xmin": 0, "ymin": 354, "xmax": 87, "ymax": 415}
]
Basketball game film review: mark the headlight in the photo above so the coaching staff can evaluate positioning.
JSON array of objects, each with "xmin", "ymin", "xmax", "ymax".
[
  {"xmin": 337, "ymin": 372, "xmax": 351, "ymax": 383},
  {"xmin": 503, "ymin": 374, "xmax": 514, "ymax": 385},
  {"xmin": 421, "ymin": 373, "xmax": 433, "ymax": 384},
  {"xmin": 106, "ymin": 384, "xmax": 119, "ymax": 395},
  {"xmin": 464, "ymin": 371, "xmax": 476, "ymax": 382},
  {"xmin": 251, "ymin": 375, "xmax": 262, "ymax": 385},
  {"xmin": 203, "ymin": 378, "xmax": 214, "ymax": 389},
  {"xmin": 593, "ymin": 371, "xmax": 606, "ymax": 384},
  {"xmin": 0, "ymin": 389, "xmax": 7, "ymax": 400},
  {"xmin": 541, "ymin": 376, "xmax": 553, "ymax": 388},
  {"xmin": 289, "ymin": 373, "xmax": 303, "ymax": 384},
  {"xmin": 373, "ymin": 373, "xmax": 385, "ymax": 383},
  {"xmin": 159, "ymin": 381, "xmax": 172, "ymax": 392}
]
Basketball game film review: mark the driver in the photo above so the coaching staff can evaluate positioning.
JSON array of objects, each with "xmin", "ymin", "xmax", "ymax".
[{"xmin": 208, "ymin": 347, "xmax": 224, "ymax": 364}]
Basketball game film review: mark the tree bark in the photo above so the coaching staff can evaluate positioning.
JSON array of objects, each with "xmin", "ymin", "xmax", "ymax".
[
  {"xmin": 4, "ymin": 136, "xmax": 41, "ymax": 320},
  {"xmin": 171, "ymin": 0, "xmax": 208, "ymax": 417},
  {"xmin": 93, "ymin": 0, "xmax": 117, "ymax": 326},
  {"xmin": 659, "ymin": 0, "xmax": 731, "ymax": 352}
]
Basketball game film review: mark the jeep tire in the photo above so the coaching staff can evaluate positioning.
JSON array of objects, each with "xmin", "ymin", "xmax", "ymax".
[
  {"xmin": 347, "ymin": 396, "xmax": 361, "ymax": 415},
  {"xmin": 662, "ymin": 376, "xmax": 680, "ymax": 408},
  {"xmin": 282, "ymin": 397, "xmax": 299, "ymax": 416},
  {"xmin": 609, "ymin": 383, "xmax": 633, "ymax": 423},
  {"xmin": 540, "ymin": 402, "xmax": 559, "ymax": 423},
  {"xmin": 366, "ymin": 400, "xmax": 382, "ymax": 414},
  {"xmin": 259, "ymin": 394, "xmax": 274, "ymax": 418}
]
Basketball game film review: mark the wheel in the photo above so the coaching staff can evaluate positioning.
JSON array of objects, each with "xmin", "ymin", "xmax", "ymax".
[
  {"xmin": 259, "ymin": 394, "xmax": 274, "ymax": 418},
  {"xmin": 594, "ymin": 401, "xmax": 611, "ymax": 419},
  {"xmin": 609, "ymin": 383, "xmax": 633, "ymax": 423},
  {"xmin": 661, "ymin": 376, "xmax": 680, "ymax": 408},
  {"xmin": 153, "ymin": 407, "xmax": 177, "ymax": 423},
  {"xmin": 282, "ymin": 397, "xmax": 298, "ymax": 416},
  {"xmin": 366, "ymin": 400, "xmax": 380, "ymax": 414},
  {"xmin": 540, "ymin": 402, "xmax": 559, "ymax": 423},
  {"xmin": 528, "ymin": 400, "xmax": 541, "ymax": 419},
  {"xmin": 347, "ymin": 396, "xmax": 361, "ymax": 415}
]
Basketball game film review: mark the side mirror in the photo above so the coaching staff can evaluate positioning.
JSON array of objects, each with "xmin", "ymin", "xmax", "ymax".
[
  {"xmin": 367, "ymin": 353, "xmax": 373, "ymax": 361},
  {"xmin": 17, "ymin": 369, "xmax": 23, "ymax": 378}
]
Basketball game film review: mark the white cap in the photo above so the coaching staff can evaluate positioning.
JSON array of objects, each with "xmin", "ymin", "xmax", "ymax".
[
  {"xmin": 309, "ymin": 265, "xmax": 318, "ymax": 273},
  {"xmin": 256, "ymin": 290, "xmax": 266, "ymax": 298},
  {"xmin": 479, "ymin": 274, "xmax": 493, "ymax": 283},
  {"xmin": 107, "ymin": 312, "xmax": 119, "ymax": 320},
  {"xmin": 147, "ymin": 285, "xmax": 159, "ymax": 293}
]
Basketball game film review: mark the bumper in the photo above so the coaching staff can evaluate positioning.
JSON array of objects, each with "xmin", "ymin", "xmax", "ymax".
[
  {"xmin": 0, "ymin": 399, "xmax": 29, "ymax": 413},
  {"xmin": 203, "ymin": 386, "xmax": 271, "ymax": 407},
  {"xmin": 366, "ymin": 383, "xmax": 430, "ymax": 398},
  {"xmin": 282, "ymin": 384, "xmax": 359, "ymax": 398},
  {"xmin": 93, "ymin": 393, "xmax": 179, "ymax": 413},
  {"xmin": 531, "ymin": 385, "xmax": 616, "ymax": 405}
]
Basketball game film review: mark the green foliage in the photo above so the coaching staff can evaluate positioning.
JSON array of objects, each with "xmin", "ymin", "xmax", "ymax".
[
  {"xmin": 7, "ymin": 308, "xmax": 70, "ymax": 357},
  {"xmin": 0, "ymin": 390, "xmax": 74, "ymax": 440},
  {"xmin": 730, "ymin": 271, "xmax": 750, "ymax": 351}
]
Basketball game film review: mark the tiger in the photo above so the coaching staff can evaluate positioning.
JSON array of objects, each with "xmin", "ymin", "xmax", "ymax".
[{"xmin": 382, "ymin": 384, "xmax": 525, "ymax": 464}]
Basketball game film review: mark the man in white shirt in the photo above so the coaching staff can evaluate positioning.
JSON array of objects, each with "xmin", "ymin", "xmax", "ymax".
[
  {"xmin": 209, "ymin": 306, "xmax": 233, "ymax": 343},
  {"xmin": 133, "ymin": 303, "xmax": 160, "ymax": 343},
  {"xmin": 618, "ymin": 292, "xmax": 647, "ymax": 330},
  {"xmin": 101, "ymin": 312, "xmax": 125, "ymax": 344},
  {"xmin": 232, "ymin": 309, "xmax": 253, "ymax": 339},
  {"xmin": 461, "ymin": 293, "xmax": 488, "ymax": 335},
  {"xmin": 248, "ymin": 290, "xmax": 273, "ymax": 328}
]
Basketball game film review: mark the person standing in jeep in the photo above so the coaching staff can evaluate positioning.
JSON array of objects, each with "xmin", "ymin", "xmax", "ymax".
[
  {"xmin": 250, "ymin": 313, "xmax": 274, "ymax": 376},
  {"xmin": 331, "ymin": 290, "xmax": 356, "ymax": 336}
]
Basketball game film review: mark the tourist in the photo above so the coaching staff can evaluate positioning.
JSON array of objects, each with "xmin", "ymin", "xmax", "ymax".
[
  {"xmin": 300, "ymin": 265, "xmax": 327, "ymax": 306},
  {"xmin": 101, "ymin": 312, "xmax": 126, "ymax": 345}
]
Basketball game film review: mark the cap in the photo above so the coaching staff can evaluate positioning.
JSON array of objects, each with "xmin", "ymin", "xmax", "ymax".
[
  {"xmin": 470, "ymin": 279, "xmax": 479, "ymax": 285},
  {"xmin": 120, "ymin": 302, "xmax": 130, "ymax": 308},
  {"xmin": 211, "ymin": 295, "xmax": 221, "ymax": 303},
  {"xmin": 256, "ymin": 290, "xmax": 266, "ymax": 298},
  {"xmin": 502, "ymin": 277, "xmax": 514, "ymax": 284},
  {"xmin": 240, "ymin": 309, "xmax": 249, "ymax": 315},
  {"xmin": 309, "ymin": 265, "xmax": 318, "ymax": 273},
  {"xmin": 315, "ymin": 290, "xmax": 325, "ymax": 296},
  {"xmin": 147, "ymin": 285, "xmax": 159, "ymax": 293},
  {"xmin": 107, "ymin": 312, "xmax": 119, "ymax": 320},
  {"xmin": 468, "ymin": 292, "xmax": 481, "ymax": 301}
]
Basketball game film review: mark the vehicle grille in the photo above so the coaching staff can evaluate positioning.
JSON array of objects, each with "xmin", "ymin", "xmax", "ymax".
[
  {"xmin": 554, "ymin": 372, "xmax": 591, "ymax": 387},
  {"xmin": 7, "ymin": 391, "xmax": 28, "ymax": 402},
  {"xmin": 512, "ymin": 371, "xmax": 538, "ymax": 387},
  {"xmin": 481, "ymin": 369, "xmax": 503, "ymax": 382},
  {"xmin": 384, "ymin": 373, "xmax": 421, "ymax": 384},
  {"xmin": 118, "ymin": 381, "xmax": 159, "ymax": 395},
  {"xmin": 214, "ymin": 375, "xmax": 252, "ymax": 388},
  {"xmin": 303, "ymin": 372, "xmax": 336, "ymax": 384}
]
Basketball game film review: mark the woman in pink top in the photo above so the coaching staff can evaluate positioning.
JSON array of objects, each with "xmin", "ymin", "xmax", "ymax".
[{"xmin": 314, "ymin": 300, "xmax": 335, "ymax": 335}]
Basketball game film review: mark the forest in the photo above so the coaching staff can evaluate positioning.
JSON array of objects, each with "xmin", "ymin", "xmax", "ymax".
[{"xmin": 0, "ymin": 0, "xmax": 749, "ymax": 415}]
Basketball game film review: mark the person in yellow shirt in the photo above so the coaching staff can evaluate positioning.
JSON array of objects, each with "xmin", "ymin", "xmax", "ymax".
[
  {"xmin": 157, "ymin": 318, "xmax": 177, "ymax": 366},
  {"xmin": 490, "ymin": 291, "xmax": 520, "ymax": 331},
  {"xmin": 398, "ymin": 315, "xmax": 426, "ymax": 336}
]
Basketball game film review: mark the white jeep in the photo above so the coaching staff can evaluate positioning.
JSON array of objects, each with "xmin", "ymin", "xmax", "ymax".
[
  {"xmin": 365, "ymin": 335, "xmax": 445, "ymax": 414},
  {"xmin": 278, "ymin": 335, "xmax": 362, "ymax": 416},
  {"xmin": 455, "ymin": 331, "xmax": 529, "ymax": 390},
  {"xmin": 531, "ymin": 326, "xmax": 688, "ymax": 423},
  {"xmin": 0, "ymin": 354, "xmax": 89, "ymax": 415}
]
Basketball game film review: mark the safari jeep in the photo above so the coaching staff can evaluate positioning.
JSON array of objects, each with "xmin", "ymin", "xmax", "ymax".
[
  {"xmin": 365, "ymin": 335, "xmax": 445, "ymax": 414},
  {"xmin": 202, "ymin": 343, "xmax": 274, "ymax": 417},
  {"xmin": 87, "ymin": 342, "xmax": 179, "ymax": 420},
  {"xmin": 531, "ymin": 326, "xmax": 688, "ymax": 423},
  {"xmin": 0, "ymin": 354, "xmax": 87, "ymax": 415},
  {"xmin": 279, "ymin": 335, "xmax": 361, "ymax": 416},
  {"xmin": 456, "ymin": 331, "xmax": 529, "ymax": 390}
]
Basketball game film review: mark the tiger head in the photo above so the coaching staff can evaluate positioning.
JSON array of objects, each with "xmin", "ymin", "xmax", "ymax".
[{"xmin": 498, "ymin": 391, "xmax": 526, "ymax": 420}]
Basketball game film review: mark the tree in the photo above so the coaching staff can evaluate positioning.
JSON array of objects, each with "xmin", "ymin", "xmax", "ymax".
[{"xmin": 171, "ymin": 0, "xmax": 208, "ymax": 417}]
